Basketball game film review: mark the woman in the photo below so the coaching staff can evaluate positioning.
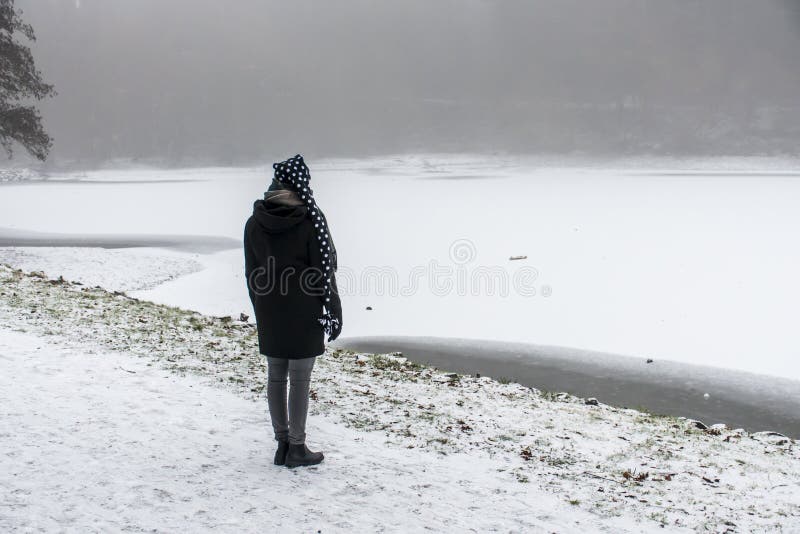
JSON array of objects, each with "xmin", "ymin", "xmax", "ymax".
[{"xmin": 244, "ymin": 154, "xmax": 343, "ymax": 468}]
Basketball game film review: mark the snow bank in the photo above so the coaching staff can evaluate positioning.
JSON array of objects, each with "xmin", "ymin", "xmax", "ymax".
[{"xmin": 0, "ymin": 247, "xmax": 204, "ymax": 292}]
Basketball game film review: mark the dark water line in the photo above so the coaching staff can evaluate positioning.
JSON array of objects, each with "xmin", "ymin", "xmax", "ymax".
[
  {"xmin": 0, "ymin": 178, "xmax": 208, "ymax": 187},
  {"xmin": 0, "ymin": 230, "xmax": 239, "ymax": 254}
]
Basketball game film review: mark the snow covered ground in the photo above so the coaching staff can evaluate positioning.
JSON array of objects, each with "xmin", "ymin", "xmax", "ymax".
[
  {"xmin": 2, "ymin": 329, "xmax": 603, "ymax": 533},
  {"xmin": 1, "ymin": 265, "xmax": 799, "ymax": 532},
  {"xmin": 1, "ymin": 156, "xmax": 799, "ymax": 380}
]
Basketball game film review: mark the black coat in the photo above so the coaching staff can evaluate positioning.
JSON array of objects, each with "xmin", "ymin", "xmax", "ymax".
[{"xmin": 244, "ymin": 195, "xmax": 341, "ymax": 358}]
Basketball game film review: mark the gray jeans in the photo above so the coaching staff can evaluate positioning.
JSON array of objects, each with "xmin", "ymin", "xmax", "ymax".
[{"xmin": 266, "ymin": 356, "xmax": 316, "ymax": 445}]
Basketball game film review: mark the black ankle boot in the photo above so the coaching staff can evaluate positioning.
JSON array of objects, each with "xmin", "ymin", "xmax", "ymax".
[
  {"xmin": 274, "ymin": 440, "xmax": 290, "ymax": 466},
  {"xmin": 285, "ymin": 443, "xmax": 324, "ymax": 468}
]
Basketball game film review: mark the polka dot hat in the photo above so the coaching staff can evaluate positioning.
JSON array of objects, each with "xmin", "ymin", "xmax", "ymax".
[{"xmin": 272, "ymin": 154, "xmax": 340, "ymax": 335}]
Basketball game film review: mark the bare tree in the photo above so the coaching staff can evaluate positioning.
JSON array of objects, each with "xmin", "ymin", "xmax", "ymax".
[{"xmin": 0, "ymin": 0, "xmax": 54, "ymax": 161}]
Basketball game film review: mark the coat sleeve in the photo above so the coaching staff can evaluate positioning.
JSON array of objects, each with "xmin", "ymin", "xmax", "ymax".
[
  {"xmin": 328, "ymin": 269, "xmax": 342, "ymax": 318},
  {"xmin": 243, "ymin": 220, "xmax": 257, "ymax": 305}
]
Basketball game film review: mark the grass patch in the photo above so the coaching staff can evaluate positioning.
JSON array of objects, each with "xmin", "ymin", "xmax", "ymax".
[{"xmin": 369, "ymin": 353, "xmax": 409, "ymax": 372}]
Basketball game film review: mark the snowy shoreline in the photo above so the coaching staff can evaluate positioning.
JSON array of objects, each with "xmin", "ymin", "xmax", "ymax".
[
  {"xmin": 1, "ymin": 264, "xmax": 799, "ymax": 531},
  {"xmin": 336, "ymin": 336, "xmax": 800, "ymax": 438},
  {"xmin": 5, "ymin": 243, "xmax": 798, "ymax": 440}
]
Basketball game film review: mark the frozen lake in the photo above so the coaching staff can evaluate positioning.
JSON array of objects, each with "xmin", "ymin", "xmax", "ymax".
[{"xmin": 1, "ymin": 155, "xmax": 799, "ymax": 381}]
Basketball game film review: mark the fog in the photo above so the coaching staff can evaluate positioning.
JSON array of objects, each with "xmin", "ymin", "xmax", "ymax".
[{"xmin": 17, "ymin": 0, "xmax": 800, "ymax": 167}]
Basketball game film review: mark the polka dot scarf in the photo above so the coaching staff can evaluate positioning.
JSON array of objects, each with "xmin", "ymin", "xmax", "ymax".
[{"xmin": 272, "ymin": 154, "xmax": 340, "ymax": 335}]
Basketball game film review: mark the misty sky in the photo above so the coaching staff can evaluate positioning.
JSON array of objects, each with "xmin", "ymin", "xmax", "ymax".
[{"xmin": 15, "ymin": 0, "xmax": 800, "ymax": 166}]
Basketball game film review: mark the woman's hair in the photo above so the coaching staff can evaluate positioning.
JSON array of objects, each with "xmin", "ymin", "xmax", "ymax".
[{"xmin": 268, "ymin": 178, "xmax": 289, "ymax": 192}]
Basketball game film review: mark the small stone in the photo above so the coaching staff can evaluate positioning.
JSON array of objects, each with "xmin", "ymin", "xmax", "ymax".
[
  {"xmin": 239, "ymin": 312, "xmax": 249, "ymax": 322},
  {"xmin": 366, "ymin": 306, "xmax": 373, "ymax": 311},
  {"xmin": 585, "ymin": 397, "xmax": 599, "ymax": 406},
  {"xmin": 646, "ymin": 358, "xmax": 654, "ymax": 364}
]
